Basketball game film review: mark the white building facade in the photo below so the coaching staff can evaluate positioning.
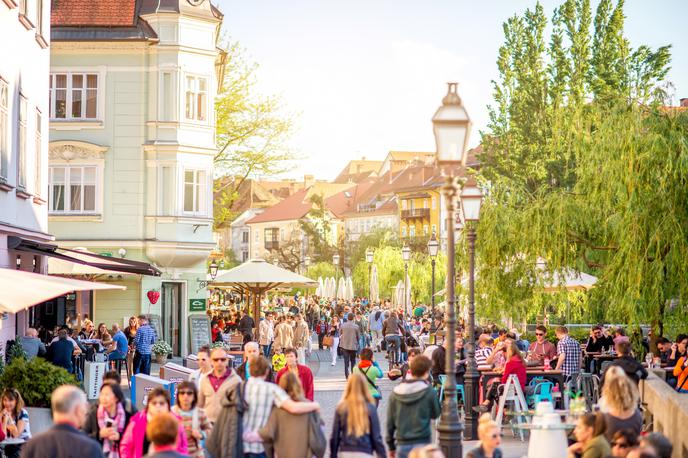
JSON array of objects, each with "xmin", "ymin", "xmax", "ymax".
[{"xmin": 0, "ymin": 0, "xmax": 51, "ymax": 344}]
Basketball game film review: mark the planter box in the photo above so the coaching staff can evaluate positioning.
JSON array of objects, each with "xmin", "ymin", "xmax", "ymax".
[{"xmin": 27, "ymin": 407, "xmax": 52, "ymax": 435}]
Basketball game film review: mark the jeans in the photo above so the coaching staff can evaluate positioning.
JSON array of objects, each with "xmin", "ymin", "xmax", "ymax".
[
  {"xmin": 330, "ymin": 337, "xmax": 340, "ymax": 364},
  {"xmin": 134, "ymin": 352, "xmax": 151, "ymax": 375},
  {"xmin": 385, "ymin": 335, "xmax": 401, "ymax": 365},
  {"xmin": 244, "ymin": 453, "xmax": 267, "ymax": 458},
  {"xmin": 342, "ymin": 349, "xmax": 357, "ymax": 378},
  {"xmin": 261, "ymin": 343, "xmax": 272, "ymax": 358},
  {"xmin": 396, "ymin": 442, "xmax": 429, "ymax": 458}
]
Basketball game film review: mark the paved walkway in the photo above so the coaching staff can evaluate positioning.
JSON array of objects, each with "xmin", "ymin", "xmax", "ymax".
[{"xmin": 309, "ymin": 349, "xmax": 528, "ymax": 458}]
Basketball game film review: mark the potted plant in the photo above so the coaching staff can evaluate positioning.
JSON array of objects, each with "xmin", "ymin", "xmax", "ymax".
[
  {"xmin": 152, "ymin": 340, "xmax": 172, "ymax": 365},
  {"xmin": 0, "ymin": 357, "xmax": 77, "ymax": 434}
]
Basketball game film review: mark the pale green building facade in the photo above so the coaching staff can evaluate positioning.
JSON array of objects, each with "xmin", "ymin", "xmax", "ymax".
[{"xmin": 48, "ymin": 0, "xmax": 225, "ymax": 356}]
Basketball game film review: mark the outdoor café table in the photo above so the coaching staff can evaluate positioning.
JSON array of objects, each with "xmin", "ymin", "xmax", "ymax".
[
  {"xmin": 591, "ymin": 353, "xmax": 620, "ymax": 375},
  {"xmin": 479, "ymin": 368, "xmax": 565, "ymax": 407}
]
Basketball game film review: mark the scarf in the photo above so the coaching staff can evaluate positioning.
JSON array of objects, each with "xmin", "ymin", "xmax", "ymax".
[
  {"xmin": 97, "ymin": 403, "xmax": 126, "ymax": 458},
  {"xmin": 358, "ymin": 360, "xmax": 373, "ymax": 369}
]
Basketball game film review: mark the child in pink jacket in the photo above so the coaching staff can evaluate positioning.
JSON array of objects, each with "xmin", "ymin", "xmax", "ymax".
[{"xmin": 119, "ymin": 388, "xmax": 187, "ymax": 458}]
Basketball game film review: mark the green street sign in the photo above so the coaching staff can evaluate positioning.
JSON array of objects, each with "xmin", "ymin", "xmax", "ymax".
[
  {"xmin": 100, "ymin": 252, "xmax": 113, "ymax": 257},
  {"xmin": 189, "ymin": 298, "xmax": 207, "ymax": 312}
]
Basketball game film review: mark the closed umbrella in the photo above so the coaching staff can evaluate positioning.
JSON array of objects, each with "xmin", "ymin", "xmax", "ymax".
[
  {"xmin": 370, "ymin": 265, "xmax": 379, "ymax": 302},
  {"xmin": 405, "ymin": 271, "xmax": 412, "ymax": 316},
  {"xmin": 317, "ymin": 277, "xmax": 324, "ymax": 296},
  {"xmin": 346, "ymin": 277, "xmax": 354, "ymax": 300},
  {"xmin": 337, "ymin": 277, "xmax": 346, "ymax": 299},
  {"xmin": 394, "ymin": 280, "xmax": 404, "ymax": 307}
]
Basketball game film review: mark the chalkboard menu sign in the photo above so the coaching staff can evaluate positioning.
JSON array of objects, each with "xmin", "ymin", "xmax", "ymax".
[
  {"xmin": 189, "ymin": 315, "xmax": 211, "ymax": 355},
  {"xmin": 148, "ymin": 314, "xmax": 163, "ymax": 341}
]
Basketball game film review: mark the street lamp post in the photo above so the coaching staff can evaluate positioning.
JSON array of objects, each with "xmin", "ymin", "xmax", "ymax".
[
  {"xmin": 427, "ymin": 233, "xmax": 439, "ymax": 322},
  {"xmin": 432, "ymin": 82, "xmax": 472, "ymax": 456},
  {"xmin": 366, "ymin": 248, "xmax": 374, "ymax": 299},
  {"xmin": 401, "ymin": 245, "xmax": 411, "ymax": 317},
  {"xmin": 460, "ymin": 177, "xmax": 483, "ymax": 441},
  {"xmin": 303, "ymin": 255, "xmax": 311, "ymax": 275}
]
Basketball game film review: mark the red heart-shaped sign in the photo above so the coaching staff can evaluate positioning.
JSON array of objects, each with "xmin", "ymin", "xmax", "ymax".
[{"xmin": 147, "ymin": 290, "xmax": 160, "ymax": 304}]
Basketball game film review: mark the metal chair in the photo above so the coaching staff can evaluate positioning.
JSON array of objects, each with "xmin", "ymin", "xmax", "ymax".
[
  {"xmin": 528, "ymin": 381, "xmax": 554, "ymax": 406},
  {"xmin": 438, "ymin": 374, "xmax": 466, "ymax": 405}
]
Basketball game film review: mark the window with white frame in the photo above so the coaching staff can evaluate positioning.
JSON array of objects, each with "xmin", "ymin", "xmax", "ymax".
[
  {"xmin": 49, "ymin": 165, "xmax": 98, "ymax": 213},
  {"xmin": 34, "ymin": 109, "xmax": 42, "ymax": 196},
  {"xmin": 0, "ymin": 79, "xmax": 8, "ymax": 181},
  {"xmin": 184, "ymin": 75, "xmax": 207, "ymax": 121},
  {"xmin": 183, "ymin": 169, "xmax": 207, "ymax": 214},
  {"xmin": 49, "ymin": 73, "xmax": 99, "ymax": 120},
  {"xmin": 401, "ymin": 226, "xmax": 407, "ymax": 237},
  {"xmin": 409, "ymin": 225, "xmax": 416, "ymax": 237},
  {"xmin": 17, "ymin": 95, "xmax": 27, "ymax": 190}
]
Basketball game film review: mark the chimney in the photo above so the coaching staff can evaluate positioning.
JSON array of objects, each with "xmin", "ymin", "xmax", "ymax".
[
  {"xmin": 681, "ymin": 98, "xmax": 688, "ymax": 107},
  {"xmin": 304, "ymin": 175, "xmax": 314, "ymax": 188}
]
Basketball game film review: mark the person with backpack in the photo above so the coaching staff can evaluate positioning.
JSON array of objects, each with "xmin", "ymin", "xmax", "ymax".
[
  {"xmin": 353, "ymin": 348, "xmax": 384, "ymax": 408},
  {"xmin": 386, "ymin": 355, "xmax": 441, "ymax": 458}
]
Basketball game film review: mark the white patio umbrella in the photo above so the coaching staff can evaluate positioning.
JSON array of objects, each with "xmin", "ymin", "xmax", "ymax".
[
  {"xmin": 210, "ymin": 259, "xmax": 317, "ymax": 332},
  {"xmin": 0, "ymin": 267, "xmax": 126, "ymax": 314},
  {"xmin": 316, "ymin": 276, "xmax": 324, "ymax": 296},
  {"xmin": 337, "ymin": 277, "xmax": 346, "ymax": 299},
  {"xmin": 346, "ymin": 277, "xmax": 354, "ymax": 300},
  {"xmin": 394, "ymin": 280, "xmax": 404, "ymax": 307},
  {"xmin": 327, "ymin": 277, "xmax": 336, "ymax": 298}
]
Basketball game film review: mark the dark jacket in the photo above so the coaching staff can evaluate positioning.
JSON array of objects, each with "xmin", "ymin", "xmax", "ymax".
[
  {"xmin": 82, "ymin": 402, "xmax": 134, "ymax": 446},
  {"xmin": 386, "ymin": 379, "xmax": 441, "ymax": 451},
  {"xmin": 330, "ymin": 403, "xmax": 386, "ymax": 457},
  {"xmin": 382, "ymin": 317, "xmax": 403, "ymax": 337},
  {"xmin": 206, "ymin": 382, "xmax": 246, "ymax": 458},
  {"xmin": 21, "ymin": 423, "xmax": 103, "ymax": 458},
  {"xmin": 585, "ymin": 335, "xmax": 615, "ymax": 353},
  {"xmin": 466, "ymin": 445, "xmax": 504, "ymax": 458},
  {"xmin": 431, "ymin": 345, "xmax": 466, "ymax": 381},
  {"xmin": 601, "ymin": 355, "xmax": 648, "ymax": 386},
  {"xmin": 47, "ymin": 338, "xmax": 74, "ymax": 373},
  {"xmin": 237, "ymin": 315, "xmax": 255, "ymax": 337}
]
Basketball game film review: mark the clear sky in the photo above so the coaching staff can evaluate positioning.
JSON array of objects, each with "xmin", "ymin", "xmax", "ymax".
[{"xmin": 215, "ymin": 0, "xmax": 688, "ymax": 181}]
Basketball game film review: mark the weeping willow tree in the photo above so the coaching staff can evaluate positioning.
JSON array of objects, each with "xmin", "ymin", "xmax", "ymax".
[{"xmin": 475, "ymin": 0, "xmax": 686, "ymax": 335}]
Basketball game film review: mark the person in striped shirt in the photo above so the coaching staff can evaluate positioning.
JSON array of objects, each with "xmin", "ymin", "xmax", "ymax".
[{"xmin": 475, "ymin": 334, "xmax": 494, "ymax": 367}]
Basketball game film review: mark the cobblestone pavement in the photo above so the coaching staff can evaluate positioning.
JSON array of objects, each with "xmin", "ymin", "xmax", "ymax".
[{"xmin": 308, "ymin": 349, "xmax": 528, "ymax": 458}]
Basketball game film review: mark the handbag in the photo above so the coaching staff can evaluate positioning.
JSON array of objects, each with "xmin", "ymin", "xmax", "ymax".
[{"xmin": 323, "ymin": 335, "xmax": 334, "ymax": 348}]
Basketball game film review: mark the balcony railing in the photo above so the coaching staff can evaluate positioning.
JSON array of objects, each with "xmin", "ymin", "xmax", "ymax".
[
  {"xmin": 264, "ymin": 240, "xmax": 280, "ymax": 250},
  {"xmin": 401, "ymin": 208, "xmax": 430, "ymax": 219}
]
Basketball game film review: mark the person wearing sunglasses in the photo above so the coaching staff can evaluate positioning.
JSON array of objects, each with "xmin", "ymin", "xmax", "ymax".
[
  {"xmin": 527, "ymin": 326, "xmax": 556, "ymax": 367},
  {"xmin": 172, "ymin": 381, "xmax": 210, "ymax": 457},
  {"xmin": 610, "ymin": 429, "xmax": 639, "ymax": 458},
  {"xmin": 120, "ymin": 388, "xmax": 187, "ymax": 458},
  {"xmin": 465, "ymin": 413, "xmax": 503, "ymax": 458},
  {"xmin": 198, "ymin": 347, "xmax": 241, "ymax": 424}
]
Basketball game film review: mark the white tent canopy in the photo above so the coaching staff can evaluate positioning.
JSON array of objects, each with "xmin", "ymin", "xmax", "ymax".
[{"xmin": 0, "ymin": 268, "xmax": 125, "ymax": 314}]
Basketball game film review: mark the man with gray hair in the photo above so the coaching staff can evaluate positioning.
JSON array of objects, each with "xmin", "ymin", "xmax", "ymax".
[
  {"xmin": 20, "ymin": 328, "xmax": 46, "ymax": 359},
  {"xmin": 21, "ymin": 385, "xmax": 103, "ymax": 457}
]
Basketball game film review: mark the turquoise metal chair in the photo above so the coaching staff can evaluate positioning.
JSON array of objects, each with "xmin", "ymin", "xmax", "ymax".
[
  {"xmin": 438, "ymin": 374, "xmax": 466, "ymax": 404},
  {"xmin": 528, "ymin": 380, "xmax": 554, "ymax": 407}
]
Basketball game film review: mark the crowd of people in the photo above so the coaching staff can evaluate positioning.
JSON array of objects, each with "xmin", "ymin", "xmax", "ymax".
[{"xmin": 5, "ymin": 293, "xmax": 685, "ymax": 458}]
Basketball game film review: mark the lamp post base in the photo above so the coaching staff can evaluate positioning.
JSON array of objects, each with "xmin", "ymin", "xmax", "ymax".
[{"xmin": 437, "ymin": 413, "xmax": 463, "ymax": 458}]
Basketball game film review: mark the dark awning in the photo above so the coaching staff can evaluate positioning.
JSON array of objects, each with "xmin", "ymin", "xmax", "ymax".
[{"xmin": 8, "ymin": 237, "xmax": 161, "ymax": 277}]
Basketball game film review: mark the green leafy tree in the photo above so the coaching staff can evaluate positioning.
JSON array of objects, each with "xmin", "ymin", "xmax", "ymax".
[
  {"xmin": 300, "ymin": 194, "xmax": 337, "ymax": 264},
  {"xmin": 214, "ymin": 40, "xmax": 297, "ymax": 228},
  {"xmin": 476, "ymin": 0, "xmax": 677, "ymax": 333}
]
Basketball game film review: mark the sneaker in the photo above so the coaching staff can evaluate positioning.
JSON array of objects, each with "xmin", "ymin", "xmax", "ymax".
[{"xmin": 331, "ymin": 362, "xmax": 336, "ymax": 366}]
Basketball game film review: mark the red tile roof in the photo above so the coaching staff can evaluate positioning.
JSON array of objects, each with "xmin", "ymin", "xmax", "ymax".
[
  {"xmin": 245, "ymin": 189, "xmax": 313, "ymax": 224},
  {"xmin": 51, "ymin": 0, "xmax": 137, "ymax": 27},
  {"xmin": 325, "ymin": 182, "xmax": 373, "ymax": 218}
]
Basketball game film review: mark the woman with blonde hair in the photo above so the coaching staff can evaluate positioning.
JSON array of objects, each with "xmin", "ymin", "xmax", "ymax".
[
  {"xmin": 600, "ymin": 366, "xmax": 642, "ymax": 441},
  {"xmin": 330, "ymin": 373, "xmax": 386, "ymax": 457},
  {"xmin": 465, "ymin": 414, "xmax": 503, "ymax": 458},
  {"xmin": 260, "ymin": 372, "xmax": 326, "ymax": 458}
]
